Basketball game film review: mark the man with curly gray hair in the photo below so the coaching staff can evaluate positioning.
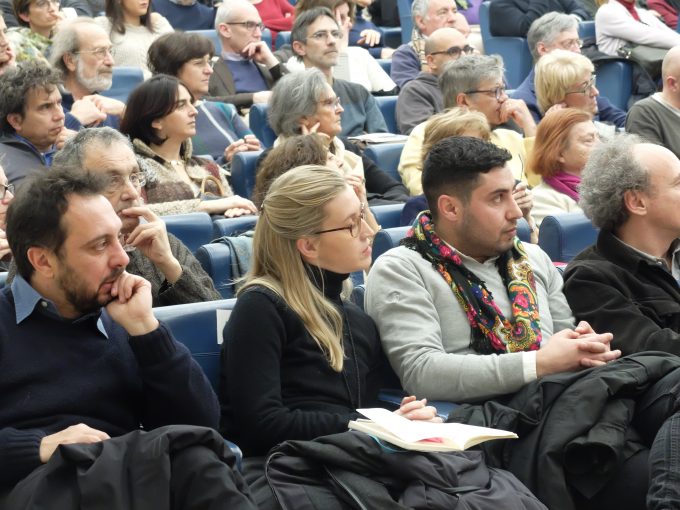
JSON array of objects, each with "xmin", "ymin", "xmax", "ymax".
[{"xmin": 564, "ymin": 133, "xmax": 680, "ymax": 356}]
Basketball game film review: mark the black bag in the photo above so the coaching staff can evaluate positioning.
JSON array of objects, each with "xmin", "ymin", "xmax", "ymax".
[{"xmin": 617, "ymin": 44, "xmax": 666, "ymax": 80}]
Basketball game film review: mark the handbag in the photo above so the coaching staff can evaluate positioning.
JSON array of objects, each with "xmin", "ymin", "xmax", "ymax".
[
  {"xmin": 199, "ymin": 174, "xmax": 225, "ymax": 198},
  {"xmin": 617, "ymin": 44, "xmax": 666, "ymax": 79}
]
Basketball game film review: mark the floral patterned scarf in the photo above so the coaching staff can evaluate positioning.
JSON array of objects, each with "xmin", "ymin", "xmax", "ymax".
[{"xmin": 402, "ymin": 211, "xmax": 542, "ymax": 354}]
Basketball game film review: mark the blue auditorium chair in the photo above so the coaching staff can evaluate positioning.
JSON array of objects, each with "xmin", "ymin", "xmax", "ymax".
[
  {"xmin": 371, "ymin": 203, "xmax": 405, "ymax": 229},
  {"xmin": 478, "ymin": 2, "xmax": 532, "ymax": 89},
  {"xmin": 538, "ymin": 212, "xmax": 599, "ymax": 262},
  {"xmin": 101, "ymin": 67, "xmax": 144, "ymax": 103},
  {"xmin": 377, "ymin": 27, "xmax": 402, "ymax": 48},
  {"xmin": 195, "ymin": 243, "xmax": 236, "ymax": 298},
  {"xmin": 374, "ymin": 95, "xmax": 399, "ymax": 133},
  {"xmin": 275, "ymin": 31, "xmax": 291, "ymax": 49},
  {"xmin": 578, "ymin": 20, "xmax": 595, "ymax": 39},
  {"xmin": 248, "ymin": 103, "xmax": 277, "ymax": 148},
  {"xmin": 372, "ymin": 226, "xmax": 410, "ymax": 263},
  {"xmin": 376, "ymin": 58, "xmax": 391, "ymax": 76},
  {"xmin": 364, "ymin": 142, "xmax": 404, "ymax": 183},
  {"xmin": 595, "ymin": 60, "xmax": 633, "ymax": 111},
  {"xmin": 213, "ymin": 216, "xmax": 258, "ymax": 238},
  {"xmin": 230, "ymin": 150, "xmax": 263, "ymax": 199},
  {"xmin": 161, "ymin": 212, "xmax": 214, "ymax": 254},
  {"xmin": 0, "ymin": 272, "xmax": 7, "ymax": 288},
  {"xmin": 397, "ymin": 0, "xmax": 414, "ymax": 44}
]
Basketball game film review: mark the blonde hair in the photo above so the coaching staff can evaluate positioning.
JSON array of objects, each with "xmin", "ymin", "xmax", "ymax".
[
  {"xmin": 422, "ymin": 108, "xmax": 491, "ymax": 161},
  {"xmin": 241, "ymin": 165, "xmax": 349, "ymax": 371},
  {"xmin": 535, "ymin": 49, "xmax": 594, "ymax": 113}
]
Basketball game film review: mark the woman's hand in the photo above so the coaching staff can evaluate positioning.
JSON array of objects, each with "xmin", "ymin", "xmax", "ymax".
[
  {"xmin": 224, "ymin": 136, "xmax": 262, "ymax": 162},
  {"xmin": 197, "ymin": 196, "xmax": 258, "ymax": 216},
  {"xmin": 513, "ymin": 182, "xmax": 533, "ymax": 219},
  {"xmin": 357, "ymin": 29, "xmax": 381, "ymax": 47},
  {"xmin": 394, "ymin": 396, "xmax": 442, "ymax": 423}
]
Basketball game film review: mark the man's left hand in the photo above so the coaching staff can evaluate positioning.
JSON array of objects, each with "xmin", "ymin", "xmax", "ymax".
[{"xmin": 106, "ymin": 272, "xmax": 159, "ymax": 336}]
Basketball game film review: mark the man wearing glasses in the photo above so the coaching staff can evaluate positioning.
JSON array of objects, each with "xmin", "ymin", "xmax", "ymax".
[
  {"xmin": 396, "ymin": 26, "xmax": 471, "ymax": 135},
  {"xmin": 49, "ymin": 17, "xmax": 124, "ymax": 129},
  {"xmin": 208, "ymin": 0, "xmax": 288, "ymax": 113},
  {"xmin": 512, "ymin": 12, "xmax": 626, "ymax": 128}
]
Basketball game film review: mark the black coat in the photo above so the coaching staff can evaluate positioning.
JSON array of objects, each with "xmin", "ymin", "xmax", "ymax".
[{"xmin": 489, "ymin": 0, "xmax": 590, "ymax": 37}]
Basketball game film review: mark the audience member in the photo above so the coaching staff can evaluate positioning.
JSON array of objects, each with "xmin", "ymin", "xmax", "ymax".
[
  {"xmin": 626, "ymin": 45, "xmax": 680, "ymax": 159},
  {"xmin": 148, "ymin": 32, "xmax": 261, "ymax": 165},
  {"xmin": 513, "ymin": 12, "xmax": 626, "ymax": 127},
  {"xmin": 348, "ymin": 1, "xmax": 394, "ymax": 58},
  {"xmin": 290, "ymin": 7, "xmax": 387, "ymax": 136},
  {"xmin": 0, "ymin": 169, "xmax": 255, "ymax": 508},
  {"xmin": 0, "ymin": 62, "xmax": 68, "ymax": 186},
  {"xmin": 7, "ymin": 0, "xmax": 60, "ymax": 63},
  {"xmin": 95, "ymin": 0, "xmax": 172, "ymax": 76},
  {"xmin": 120, "ymin": 74, "xmax": 257, "ymax": 217},
  {"xmin": 564, "ymin": 134, "xmax": 680, "ymax": 355},
  {"xmin": 151, "ymin": 0, "xmax": 216, "ymax": 30},
  {"xmin": 252, "ymin": 0, "xmax": 294, "ymax": 44},
  {"xmin": 489, "ymin": 0, "xmax": 589, "ymax": 37},
  {"xmin": 646, "ymin": 0, "xmax": 679, "ymax": 29},
  {"xmin": 396, "ymin": 27, "xmax": 470, "ymax": 134},
  {"xmin": 48, "ymin": 17, "xmax": 124, "ymax": 129},
  {"xmin": 51, "ymin": 127, "xmax": 222, "ymax": 306},
  {"xmin": 528, "ymin": 108, "xmax": 598, "ymax": 225},
  {"xmin": 399, "ymin": 54, "xmax": 538, "ymax": 196},
  {"xmin": 391, "ymin": 0, "xmax": 470, "ymax": 89},
  {"xmin": 366, "ymin": 135, "xmax": 680, "ymax": 510},
  {"xmin": 0, "ymin": 13, "xmax": 16, "ymax": 73},
  {"xmin": 269, "ymin": 69, "xmax": 409, "ymax": 204},
  {"xmin": 0, "ymin": 163, "xmax": 13, "ymax": 270},
  {"xmin": 208, "ymin": 0, "xmax": 288, "ymax": 113}
]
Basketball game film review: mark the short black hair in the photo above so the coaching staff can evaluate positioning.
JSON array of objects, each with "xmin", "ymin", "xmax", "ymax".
[
  {"xmin": 422, "ymin": 136, "xmax": 512, "ymax": 219},
  {"xmin": 7, "ymin": 168, "xmax": 108, "ymax": 280},
  {"xmin": 148, "ymin": 32, "xmax": 215, "ymax": 77}
]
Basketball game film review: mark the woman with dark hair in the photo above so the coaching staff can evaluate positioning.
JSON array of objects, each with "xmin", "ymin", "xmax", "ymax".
[
  {"xmin": 120, "ymin": 74, "xmax": 257, "ymax": 217},
  {"xmin": 95, "ymin": 0, "xmax": 172, "ymax": 75},
  {"xmin": 148, "ymin": 32, "xmax": 261, "ymax": 165}
]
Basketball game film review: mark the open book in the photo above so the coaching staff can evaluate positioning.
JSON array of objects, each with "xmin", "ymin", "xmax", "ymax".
[{"xmin": 348, "ymin": 408, "xmax": 517, "ymax": 452}]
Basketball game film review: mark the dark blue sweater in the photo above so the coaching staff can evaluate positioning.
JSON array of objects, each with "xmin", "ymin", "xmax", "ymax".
[{"xmin": 0, "ymin": 283, "xmax": 219, "ymax": 488}]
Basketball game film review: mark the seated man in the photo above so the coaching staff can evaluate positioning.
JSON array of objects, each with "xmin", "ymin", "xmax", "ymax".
[
  {"xmin": 48, "ymin": 17, "xmax": 126, "ymax": 129},
  {"xmin": 395, "ymin": 26, "xmax": 470, "ymax": 135},
  {"xmin": 208, "ymin": 0, "xmax": 288, "ymax": 113},
  {"xmin": 512, "ymin": 12, "xmax": 626, "ymax": 128},
  {"xmin": 291, "ymin": 7, "xmax": 387, "ymax": 136},
  {"xmin": 366, "ymin": 135, "xmax": 680, "ymax": 510},
  {"xmin": 564, "ymin": 134, "xmax": 680, "ymax": 355},
  {"xmin": 489, "ymin": 0, "xmax": 589, "ymax": 38},
  {"xmin": 626, "ymin": 46, "xmax": 680, "ymax": 159},
  {"xmin": 398, "ymin": 54, "xmax": 538, "ymax": 195},
  {"xmin": 0, "ymin": 169, "xmax": 255, "ymax": 508}
]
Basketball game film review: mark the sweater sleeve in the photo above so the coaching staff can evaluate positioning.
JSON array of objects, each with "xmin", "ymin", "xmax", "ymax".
[
  {"xmin": 220, "ymin": 291, "xmax": 358, "ymax": 455},
  {"xmin": 0, "ymin": 427, "xmax": 46, "ymax": 488},
  {"xmin": 625, "ymin": 100, "xmax": 666, "ymax": 147},
  {"xmin": 390, "ymin": 44, "xmax": 421, "ymax": 89},
  {"xmin": 396, "ymin": 82, "xmax": 438, "ymax": 135},
  {"xmin": 596, "ymin": 95, "xmax": 627, "ymax": 128},
  {"xmin": 490, "ymin": 0, "xmax": 588, "ymax": 37},
  {"xmin": 596, "ymin": 3, "xmax": 680, "ymax": 49},
  {"xmin": 147, "ymin": 198, "xmax": 203, "ymax": 217}
]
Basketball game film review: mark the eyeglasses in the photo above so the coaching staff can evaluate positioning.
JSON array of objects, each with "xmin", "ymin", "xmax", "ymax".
[
  {"xmin": 74, "ymin": 46, "xmax": 113, "ymax": 60},
  {"xmin": 557, "ymin": 38, "xmax": 583, "ymax": 50},
  {"xmin": 33, "ymin": 0, "xmax": 59, "ymax": 7},
  {"xmin": 226, "ymin": 21, "xmax": 265, "ymax": 32},
  {"xmin": 314, "ymin": 203, "xmax": 366, "ymax": 238},
  {"xmin": 0, "ymin": 182, "xmax": 14, "ymax": 201},
  {"xmin": 429, "ymin": 44, "xmax": 474, "ymax": 58},
  {"xmin": 565, "ymin": 75, "xmax": 597, "ymax": 96},
  {"xmin": 107, "ymin": 172, "xmax": 146, "ymax": 191},
  {"xmin": 465, "ymin": 85, "xmax": 507, "ymax": 101},
  {"xmin": 307, "ymin": 29, "xmax": 342, "ymax": 41},
  {"xmin": 319, "ymin": 96, "xmax": 341, "ymax": 108}
]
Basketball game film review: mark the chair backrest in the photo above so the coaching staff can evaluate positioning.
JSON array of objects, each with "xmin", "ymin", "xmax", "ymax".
[
  {"xmin": 363, "ymin": 142, "xmax": 404, "ymax": 183},
  {"xmin": 212, "ymin": 216, "xmax": 258, "ymax": 238},
  {"xmin": 195, "ymin": 243, "xmax": 235, "ymax": 299},
  {"xmin": 153, "ymin": 298, "xmax": 237, "ymax": 389},
  {"xmin": 161, "ymin": 212, "xmax": 214, "ymax": 254},
  {"xmin": 478, "ymin": 2, "xmax": 532, "ymax": 89},
  {"xmin": 376, "ymin": 58, "xmax": 392, "ymax": 76},
  {"xmin": 275, "ymin": 31, "xmax": 291, "ymax": 49},
  {"xmin": 538, "ymin": 212, "xmax": 599, "ymax": 262},
  {"xmin": 101, "ymin": 66, "xmax": 144, "ymax": 103},
  {"xmin": 376, "ymin": 27, "xmax": 402, "ymax": 49},
  {"xmin": 249, "ymin": 103, "xmax": 277, "ymax": 148},
  {"xmin": 374, "ymin": 95, "xmax": 398, "ymax": 134},
  {"xmin": 230, "ymin": 150, "xmax": 263, "ymax": 199},
  {"xmin": 595, "ymin": 60, "xmax": 633, "ymax": 111},
  {"xmin": 372, "ymin": 225, "xmax": 410, "ymax": 262},
  {"xmin": 397, "ymin": 0, "xmax": 413, "ymax": 44},
  {"xmin": 371, "ymin": 203, "xmax": 405, "ymax": 229},
  {"xmin": 578, "ymin": 21, "xmax": 595, "ymax": 39}
]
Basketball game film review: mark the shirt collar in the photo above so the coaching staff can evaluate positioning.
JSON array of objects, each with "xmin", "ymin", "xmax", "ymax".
[
  {"xmin": 614, "ymin": 235, "xmax": 680, "ymax": 279},
  {"xmin": 11, "ymin": 274, "xmax": 109, "ymax": 338},
  {"xmin": 221, "ymin": 50, "xmax": 248, "ymax": 62}
]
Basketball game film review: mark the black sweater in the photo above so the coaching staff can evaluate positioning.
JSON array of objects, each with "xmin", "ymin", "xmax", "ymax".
[
  {"xmin": 219, "ymin": 268, "xmax": 390, "ymax": 457},
  {"xmin": 489, "ymin": 0, "xmax": 590, "ymax": 37}
]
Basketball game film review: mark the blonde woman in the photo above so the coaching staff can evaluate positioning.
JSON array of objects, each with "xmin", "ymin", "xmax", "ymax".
[{"xmin": 219, "ymin": 166, "xmax": 438, "ymax": 464}]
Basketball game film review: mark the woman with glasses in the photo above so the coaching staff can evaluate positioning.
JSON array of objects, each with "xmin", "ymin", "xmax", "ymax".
[
  {"xmin": 528, "ymin": 108, "xmax": 598, "ymax": 226},
  {"xmin": 148, "ymin": 32, "xmax": 261, "ymax": 166},
  {"xmin": 219, "ymin": 165, "xmax": 438, "ymax": 486},
  {"xmin": 7, "ymin": 0, "xmax": 61, "ymax": 63},
  {"xmin": 95, "ymin": 0, "xmax": 172, "ymax": 76},
  {"xmin": 120, "ymin": 74, "xmax": 257, "ymax": 217},
  {"xmin": 269, "ymin": 69, "xmax": 410, "ymax": 205}
]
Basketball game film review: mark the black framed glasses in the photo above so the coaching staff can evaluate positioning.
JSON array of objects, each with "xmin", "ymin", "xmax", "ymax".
[
  {"xmin": 0, "ymin": 182, "xmax": 14, "ymax": 201},
  {"xmin": 429, "ymin": 44, "xmax": 474, "ymax": 58},
  {"xmin": 565, "ymin": 75, "xmax": 597, "ymax": 96},
  {"xmin": 226, "ymin": 21, "xmax": 265, "ymax": 31},
  {"xmin": 465, "ymin": 85, "xmax": 507, "ymax": 101},
  {"xmin": 107, "ymin": 172, "xmax": 146, "ymax": 191},
  {"xmin": 314, "ymin": 203, "xmax": 365, "ymax": 238}
]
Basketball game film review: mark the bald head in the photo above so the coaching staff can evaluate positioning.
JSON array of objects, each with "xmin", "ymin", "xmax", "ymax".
[
  {"xmin": 662, "ymin": 46, "xmax": 680, "ymax": 82},
  {"xmin": 632, "ymin": 142, "xmax": 678, "ymax": 181},
  {"xmin": 425, "ymin": 27, "xmax": 467, "ymax": 54}
]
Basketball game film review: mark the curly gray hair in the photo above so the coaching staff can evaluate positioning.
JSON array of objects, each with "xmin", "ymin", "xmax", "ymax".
[
  {"xmin": 53, "ymin": 127, "xmax": 134, "ymax": 169},
  {"xmin": 269, "ymin": 68, "xmax": 329, "ymax": 137},
  {"xmin": 579, "ymin": 133, "xmax": 650, "ymax": 231}
]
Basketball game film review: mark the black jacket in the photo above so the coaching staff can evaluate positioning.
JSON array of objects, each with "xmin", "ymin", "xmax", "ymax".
[
  {"xmin": 489, "ymin": 0, "xmax": 590, "ymax": 37},
  {"xmin": 563, "ymin": 230, "xmax": 680, "ymax": 356}
]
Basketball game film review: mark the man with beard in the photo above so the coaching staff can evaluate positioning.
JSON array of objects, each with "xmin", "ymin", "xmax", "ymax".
[
  {"xmin": 50, "ymin": 127, "xmax": 221, "ymax": 306},
  {"xmin": 48, "ymin": 17, "xmax": 124, "ymax": 129},
  {"xmin": 0, "ymin": 169, "xmax": 256, "ymax": 508}
]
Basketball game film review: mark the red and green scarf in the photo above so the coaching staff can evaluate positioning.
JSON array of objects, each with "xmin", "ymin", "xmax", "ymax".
[{"xmin": 402, "ymin": 211, "xmax": 542, "ymax": 354}]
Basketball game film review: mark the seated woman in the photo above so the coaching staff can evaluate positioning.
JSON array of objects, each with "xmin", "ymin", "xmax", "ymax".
[
  {"xmin": 219, "ymin": 165, "xmax": 438, "ymax": 463},
  {"xmin": 95, "ymin": 0, "xmax": 172, "ymax": 76},
  {"xmin": 120, "ymin": 74, "xmax": 257, "ymax": 217},
  {"xmin": 7, "ymin": 0, "xmax": 61, "ymax": 63},
  {"xmin": 147, "ymin": 32, "xmax": 261, "ymax": 165},
  {"xmin": 528, "ymin": 108, "xmax": 598, "ymax": 225},
  {"xmin": 269, "ymin": 69, "xmax": 409, "ymax": 204}
]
